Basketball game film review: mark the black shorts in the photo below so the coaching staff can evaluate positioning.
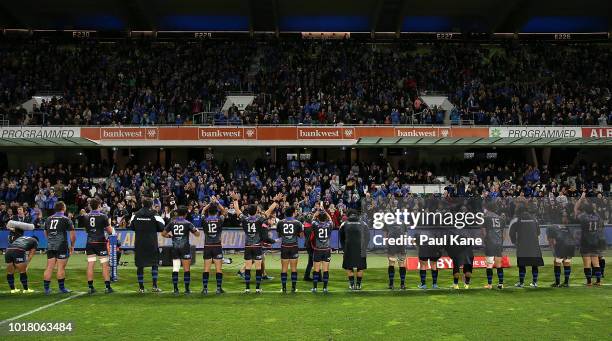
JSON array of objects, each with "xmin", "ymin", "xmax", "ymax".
[
  {"xmin": 172, "ymin": 245, "xmax": 193, "ymax": 260},
  {"xmin": 553, "ymin": 244, "xmax": 575, "ymax": 259},
  {"xmin": 418, "ymin": 246, "xmax": 441, "ymax": 261},
  {"xmin": 244, "ymin": 246, "xmax": 263, "ymax": 261},
  {"xmin": 5, "ymin": 249, "xmax": 27, "ymax": 264},
  {"xmin": 313, "ymin": 249, "xmax": 331, "ymax": 263},
  {"xmin": 281, "ymin": 245, "xmax": 299, "ymax": 260},
  {"xmin": 203, "ymin": 245, "xmax": 223, "ymax": 260},
  {"xmin": 580, "ymin": 239, "xmax": 602, "ymax": 256},
  {"xmin": 47, "ymin": 247, "xmax": 70, "ymax": 260},
  {"xmin": 86, "ymin": 242, "xmax": 108, "ymax": 257},
  {"xmin": 484, "ymin": 244, "xmax": 503, "ymax": 258}
]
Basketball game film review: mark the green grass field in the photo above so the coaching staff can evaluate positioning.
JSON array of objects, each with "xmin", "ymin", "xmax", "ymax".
[{"xmin": 1, "ymin": 251, "xmax": 611, "ymax": 340}]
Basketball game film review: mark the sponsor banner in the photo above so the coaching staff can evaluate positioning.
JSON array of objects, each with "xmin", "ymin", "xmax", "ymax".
[
  {"xmin": 80, "ymin": 126, "xmax": 490, "ymax": 143},
  {"xmin": 99, "ymin": 127, "xmax": 159, "ymax": 140},
  {"xmin": 582, "ymin": 127, "xmax": 612, "ymax": 138},
  {"xmin": 405, "ymin": 256, "xmax": 511, "ymax": 270},
  {"xmin": 297, "ymin": 127, "xmax": 355, "ymax": 140},
  {"xmin": 0, "ymin": 126, "xmax": 79, "ymax": 139},
  {"xmin": 489, "ymin": 126, "xmax": 582, "ymax": 138}
]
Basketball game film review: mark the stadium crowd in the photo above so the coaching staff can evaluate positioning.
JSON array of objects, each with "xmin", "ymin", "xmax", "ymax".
[
  {"xmin": 1, "ymin": 156, "xmax": 610, "ymax": 230},
  {"xmin": 1, "ymin": 40, "xmax": 610, "ymax": 126}
]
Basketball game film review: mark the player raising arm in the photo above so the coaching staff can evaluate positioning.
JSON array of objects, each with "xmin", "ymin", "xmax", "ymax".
[
  {"xmin": 233, "ymin": 192, "xmax": 281, "ymax": 293},
  {"xmin": 201, "ymin": 196, "xmax": 228, "ymax": 295},
  {"xmin": 161, "ymin": 206, "xmax": 200, "ymax": 295},
  {"xmin": 310, "ymin": 208, "xmax": 334, "ymax": 293},
  {"xmin": 43, "ymin": 201, "xmax": 76, "ymax": 294},
  {"xmin": 481, "ymin": 200, "xmax": 506, "ymax": 289},
  {"xmin": 276, "ymin": 206, "xmax": 303, "ymax": 293},
  {"xmin": 84, "ymin": 198, "xmax": 114, "ymax": 294}
]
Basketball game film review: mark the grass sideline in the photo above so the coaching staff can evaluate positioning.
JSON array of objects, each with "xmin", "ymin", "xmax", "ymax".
[{"xmin": 1, "ymin": 251, "xmax": 611, "ymax": 340}]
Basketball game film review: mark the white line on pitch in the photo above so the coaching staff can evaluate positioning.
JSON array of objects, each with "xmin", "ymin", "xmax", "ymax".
[{"xmin": 0, "ymin": 292, "xmax": 86, "ymax": 325}]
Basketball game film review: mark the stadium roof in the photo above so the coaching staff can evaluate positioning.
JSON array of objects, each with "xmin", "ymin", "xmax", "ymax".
[{"xmin": 0, "ymin": 0, "xmax": 610, "ymax": 33}]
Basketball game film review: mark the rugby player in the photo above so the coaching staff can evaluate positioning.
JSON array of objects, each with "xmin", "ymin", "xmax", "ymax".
[
  {"xmin": 161, "ymin": 206, "xmax": 200, "ymax": 295},
  {"xmin": 201, "ymin": 196, "xmax": 227, "ymax": 295},
  {"xmin": 43, "ymin": 201, "xmax": 76, "ymax": 294},
  {"xmin": 574, "ymin": 192, "xmax": 604, "ymax": 286},
  {"xmin": 234, "ymin": 193, "xmax": 281, "ymax": 293},
  {"xmin": 481, "ymin": 200, "xmax": 506, "ymax": 289},
  {"xmin": 276, "ymin": 206, "xmax": 303, "ymax": 293},
  {"xmin": 546, "ymin": 212, "xmax": 575, "ymax": 287},
  {"xmin": 383, "ymin": 223, "xmax": 407, "ymax": 290},
  {"xmin": 416, "ymin": 228, "xmax": 442, "ymax": 290},
  {"xmin": 4, "ymin": 235, "xmax": 39, "ymax": 294},
  {"xmin": 84, "ymin": 198, "xmax": 114, "ymax": 294},
  {"xmin": 310, "ymin": 209, "xmax": 334, "ymax": 293}
]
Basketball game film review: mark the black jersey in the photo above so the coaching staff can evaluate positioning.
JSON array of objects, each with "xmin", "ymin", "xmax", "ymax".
[
  {"xmin": 312, "ymin": 220, "xmax": 334, "ymax": 249},
  {"xmin": 164, "ymin": 218, "xmax": 197, "ymax": 248},
  {"xmin": 577, "ymin": 212, "xmax": 603, "ymax": 250},
  {"xmin": 44, "ymin": 213, "xmax": 74, "ymax": 250},
  {"xmin": 84, "ymin": 211, "xmax": 110, "ymax": 243},
  {"xmin": 276, "ymin": 218, "xmax": 303, "ymax": 245},
  {"xmin": 483, "ymin": 210, "xmax": 504, "ymax": 248},
  {"xmin": 203, "ymin": 215, "xmax": 224, "ymax": 245},
  {"xmin": 9, "ymin": 236, "xmax": 38, "ymax": 251},
  {"xmin": 240, "ymin": 214, "xmax": 268, "ymax": 246}
]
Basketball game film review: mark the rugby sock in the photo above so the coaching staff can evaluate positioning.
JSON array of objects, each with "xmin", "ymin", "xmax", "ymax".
[
  {"xmin": 600, "ymin": 258, "xmax": 605, "ymax": 277},
  {"xmin": 313, "ymin": 271, "xmax": 320, "ymax": 289},
  {"xmin": 554, "ymin": 266, "xmax": 561, "ymax": 284},
  {"xmin": 215, "ymin": 272, "xmax": 222, "ymax": 289},
  {"xmin": 88, "ymin": 280, "xmax": 94, "ymax": 289},
  {"xmin": 7, "ymin": 273, "xmax": 15, "ymax": 290},
  {"xmin": 137, "ymin": 267, "xmax": 144, "ymax": 290},
  {"xmin": 291, "ymin": 272, "xmax": 298, "ymax": 290},
  {"xmin": 584, "ymin": 268, "xmax": 592, "ymax": 284},
  {"xmin": 399, "ymin": 267, "xmax": 406, "ymax": 286},
  {"xmin": 281, "ymin": 272, "xmax": 288, "ymax": 289},
  {"xmin": 431, "ymin": 269, "xmax": 438, "ymax": 285},
  {"xmin": 324, "ymin": 272, "xmax": 330, "ymax": 289},
  {"xmin": 245, "ymin": 269, "xmax": 251, "ymax": 289},
  {"xmin": 255, "ymin": 270, "xmax": 263, "ymax": 289},
  {"xmin": 44, "ymin": 280, "xmax": 51, "ymax": 291},
  {"xmin": 58, "ymin": 278, "xmax": 65, "ymax": 291},
  {"xmin": 172, "ymin": 272, "xmax": 179, "ymax": 290},
  {"xmin": 184, "ymin": 271, "xmax": 191, "ymax": 291},
  {"xmin": 497, "ymin": 268, "xmax": 504, "ymax": 284},
  {"xmin": 151, "ymin": 266, "xmax": 159, "ymax": 288},
  {"xmin": 464, "ymin": 275, "xmax": 471, "ymax": 285},
  {"xmin": 593, "ymin": 267, "xmax": 601, "ymax": 283},
  {"xmin": 419, "ymin": 270, "xmax": 426, "ymax": 285},
  {"xmin": 486, "ymin": 268, "xmax": 493, "ymax": 285},
  {"xmin": 202, "ymin": 272, "xmax": 209, "ymax": 289},
  {"xmin": 453, "ymin": 277, "xmax": 459, "ymax": 285},
  {"xmin": 531, "ymin": 267, "xmax": 538, "ymax": 284},
  {"xmin": 518, "ymin": 266, "xmax": 526, "ymax": 284},
  {"xmin": 388, "ymin": 266, "xmax": 395, "ymax": 286},
  {"xmin": 563, "ymin": 266, "xmax": 571, "ymax": 284},
  {"xmin": 20, "ymin": 273, "xmax": 28, "ymax": 290},
  {"xmin": 348, "ymin": 275, "xmax": 355, "ymax": 287},
  {"xmin": 452, "ymin": 266, "xmax": 460, "ymax": 285},
  {"xmin": 105, "ymin": 281, "xmax": 111, "ymax": 289}
]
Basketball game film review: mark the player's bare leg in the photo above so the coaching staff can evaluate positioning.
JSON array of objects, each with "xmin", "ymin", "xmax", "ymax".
[
  {"xmin": 55, "ymin": 258, "xmax": 70, "ymax": 293},
  {"xmin": 43, "ymin": 257, "xmax": 57, "ymax": 294},
  {"xmin": 244, "ymin": 259, "xmax": 253, "ymax": 293},
  {"xmin": 561, "ymin": 259, "xmax": 571, "ymax": 287},
  {"xmin": 418, "ymin": 260, "xmax": 428, "ymax": 289},
  {"xmin": 289, "ymin": 259, "xmax": 298, "ymax": 292},
  {"xmin": 87, "ymin": 256, "xmax": 96, "ymax": 294},
  {"xmin": 355, "ymin": 269, "xmax": 363, "ymax": 290},
  {"xmin": 202, "ymin": 258, "xmax": 212, "ymax": 294},
  {"xmin": 254, "ymin": 259, "xmax": 263, "ymax": 293},
  {"xmin": 430, "ymin": 262, "xmax": 439, "ymax": 289},
  {"xmin": 312, "ymin": 262, "xmax": 321, "ymax": 292},
  {"xmin": 281, "ymin": 259, "xmax": 289, "ymax": 292},
  {"xmin": 494, "ymin": 257, "xmax": 503, "ymax": 289},
  {"xmin": 387, "ymin": 258, "xmax": 396, "ymax": 289},
  {"xmin": 101, "ymin": 259, "xmax": 113, "ymax": 293},
  {"xmin": 582, "ymin": 256, "xmax": 598, "ymax": 286},
  {"xmin": 16, "ymin": 263, "xmax": 32, "ymax": 293},
  {"xmin": 322, "ymin": 261, "xmax": 330, "ymax": 292},
  {"xmin": 6, "ymin": 263, "xmax": 19, "ymax": 293},
  {"xmin": 213, "ymin": 258, "xmax": 224, "ymax": 294}
]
